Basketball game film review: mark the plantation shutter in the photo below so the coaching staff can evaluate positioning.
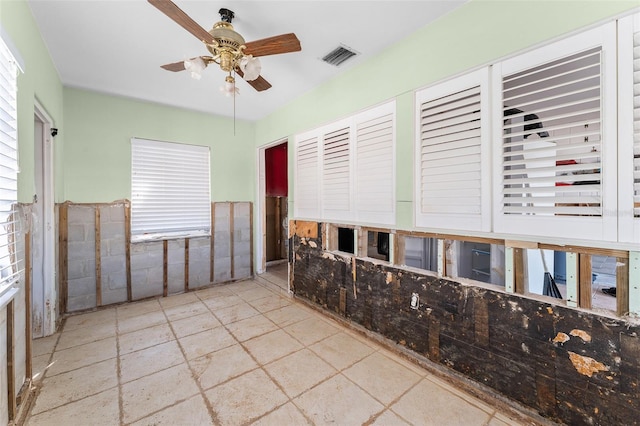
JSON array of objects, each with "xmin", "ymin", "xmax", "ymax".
[
  {"xmin": 0, "ymin": 38, "xmax": 21, "ymax": 292},
  {"xmin": 355, "ymin": 109, "xmax": 395, "ymax": 225},
  {"xmin": 415, "ymin": 69, "xmax": 489, "ymax": 231},
  {"xmin": 131, "ymin": 138, "xmax": 210, "ymax": 236},
  {"xmin": 501, "ymin": 47, "xmax": 603, "ymax": 216},
  {"xmin": 495, "ymin": 22, "xmax": 617, "ymax": 242},
  {"xmin": 322, "ymin": 127, "xmax": 351, "ymax": 220},
  {"xmin": 294, "ymin": 135, "xmax": 320, "ymax": 218},
  {"xmin": 634, "ymin": 25, "xmax": 640, "ymax": 218}
]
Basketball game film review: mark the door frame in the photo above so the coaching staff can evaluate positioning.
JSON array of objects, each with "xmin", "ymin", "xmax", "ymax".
[
  {"xmin": 256, "ymin": 138, "xmax": 288, "ymax": 275},
  {"xmin": 33, "ymin": 100, "xmax": 56, "ymax": 337}
]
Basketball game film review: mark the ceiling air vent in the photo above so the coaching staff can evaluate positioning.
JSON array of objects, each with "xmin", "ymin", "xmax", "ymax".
[{"xmin": 322, "ymin": 45, "xmax": 358, "ymax": 66}]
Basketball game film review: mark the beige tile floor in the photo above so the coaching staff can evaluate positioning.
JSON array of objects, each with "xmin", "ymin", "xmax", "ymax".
[{"xmin": 27, "ymin": 274, "xmax": 541, "ymax": 426}]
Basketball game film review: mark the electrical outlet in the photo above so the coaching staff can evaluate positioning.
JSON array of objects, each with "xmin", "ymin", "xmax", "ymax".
[{"xmin": 410, "ymin": 293, "xmax": 419, "ymax": 310}]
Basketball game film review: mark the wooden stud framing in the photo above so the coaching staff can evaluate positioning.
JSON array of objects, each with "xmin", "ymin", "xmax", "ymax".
[
  {"xmin": 58, "ymin": 202, "xmax": 68, "ymax": 314},
  {"xmin": 514, "ymin": 248, "xmax": 525, "ymax": 295},
  {"xmin": 249, "ymin": 202, "xmax": 254, "ymax": 276},
  {"xmin": 617, "ymin": 257, "xmax": 630, "ymax": 317},
  {"xmin": 163, "ymin": 240, "xmax": 168, "ymax": 297},
  {"xmin": 230, "ymin": 203, "xmax": 235, "ymax": 280},
  {"xmin": 210, "ymin": 202, "xmax": 215, "ymax": 283},
  {"xmin": 7, "ymin": 299, "xmax": 16, "ymax": 421},
  {"xmin": 24, "ymin": 232, "xmax": 32, "ymax": 380},
  {"xmin": 94, "ymin": 207, "xmax": 102, "ymax": 307},
  {"xmin": 579, "ymin": 254, "xmax": 592, "ymax": 309},
  {"xmin": 184, "ymin": 238, "xmax": 190, "ymax": 292},
  {"xmin": 124, "ymin": 203, "xmax": 132, "ymax": 302},
  {"xmin": 538, "ymin": 243, "xmax": 628, "ymax": 259},
  {"xmin": 437, "ymin": 239, "xmax": 445, "ymax": 278}
]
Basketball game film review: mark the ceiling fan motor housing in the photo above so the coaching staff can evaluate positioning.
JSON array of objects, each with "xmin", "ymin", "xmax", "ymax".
[{"xmin": 207, "ymin": 19, "xmax": 246, "ymax": 72}]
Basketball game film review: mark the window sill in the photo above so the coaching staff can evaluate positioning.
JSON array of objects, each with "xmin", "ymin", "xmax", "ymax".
[{"xmin": 131, "ymin": 230, "xmax": 210, "ymax": 243}]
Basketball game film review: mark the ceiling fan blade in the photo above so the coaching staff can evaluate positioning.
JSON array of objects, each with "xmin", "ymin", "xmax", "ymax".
[
  {"xmin": 161, "ymin": 60, "xmax": 187, "ymax": 72},
  {"xmin": 244, "ymin": 33, "xmax": 301, "ymax": 57},
  {"xmin": 148, "ymin": 0, "xmax": 214, "ymax": 44},
  {"xmin": 236, "ymin": 68, "xmax": 272, "ymax": 91}
]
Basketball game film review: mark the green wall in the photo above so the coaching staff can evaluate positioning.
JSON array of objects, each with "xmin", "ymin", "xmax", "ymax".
[
  {"xmin": 1, "ymin": 0, "xmax": 64, "ymax": 202},
  {"xmin": 255, "ymin": 0, "xmax": 638, "ymax": 229},
  {"xmin": 63, "ymin": 88, "xmax": 256, "ymax": 203}
]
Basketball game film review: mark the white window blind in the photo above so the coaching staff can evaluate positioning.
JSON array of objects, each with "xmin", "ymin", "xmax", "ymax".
[
  {"xmin": 294, "ymin": 135, "xmax": 320, "ymax": 218},
  {"xmin": 293, "ymin": 101, "xmax": 396, "ymax": 225},
  {"xmin": 355, "ymin": 112, "xmax": 394, "ymax": 224},
  {"xmin": 415, "ymin": 69, "xmax": 489, "ymax": 231},
  {"xmin": 131, "ymin": 138, "xmax": 211, "ymax": 237},
  {"xmin": 502, "ymin": 47, "xmax": 603, "ymax": 216},
  {"xmin": 322, "ymin": 127, "xmax": 351, "ymax": 219},
  {"xmin": 494, "ymin": 22, "xmax": 617, "ymax": 242},
  {"xmin": 633, "ymin": 26, "xmax": 640, "ymax": 218},
  {"xmin": 0, "ymin": 37, "xmax": 21, "ymax": 292}
]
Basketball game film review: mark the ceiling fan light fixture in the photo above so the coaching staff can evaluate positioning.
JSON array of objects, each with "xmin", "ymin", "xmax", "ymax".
[
  {"xmin": 184, "ymin": 57, "xmax": 206, "ymax": 80},
  {"xmin": 239, "ymin": 56, "xmax": 261, "ymax": 81},
  {"xmin": 220, "ymin": 75, "xmax": 239, "ymax": 97}
]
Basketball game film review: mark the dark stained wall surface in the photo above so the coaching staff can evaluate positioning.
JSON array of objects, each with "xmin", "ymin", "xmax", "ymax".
[{"xmin": 291, "ymin": 223, "xmax": 640, "ymax": 425}]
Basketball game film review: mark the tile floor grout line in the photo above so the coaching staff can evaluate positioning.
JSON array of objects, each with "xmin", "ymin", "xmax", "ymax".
[{"xmin": 157, "ymin": 298, "xmax": 222, "ymax": 426}]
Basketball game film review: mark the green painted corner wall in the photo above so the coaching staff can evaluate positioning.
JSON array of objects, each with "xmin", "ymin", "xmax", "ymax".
[
  {"xmin": 63, "ymin": 88, "xmax": 256, "ymax": 203},
  {"xmin": 255, "ymin": 0, "xmax": 638, "ymax": 230},
  {"xmin": 1, "ymin": 0, "xmax": 64, "ymax": 202}
]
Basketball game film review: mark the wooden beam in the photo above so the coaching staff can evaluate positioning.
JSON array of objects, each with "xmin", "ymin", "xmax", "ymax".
[
  {"xmin": 514, "ymin": 248, "xmax": 526, "ymax": 295},
  {"xmin": 579, "ymin": 254, "xmax": 592, "ymax": 309},
  {"xmin": 249, "ymin": 202, "xmax": 254, "ymax": 276},
  {"xmin": 539, "ymin": 243, "xmax": 628, "ymax": 259},
  {"xmin": 7, "ymin": 299, "xmax": 16, "ymax": 421},
  {"xmin": 184, "ymin": 238, "xmax": 190, "ymax": 292},
  {"xmin": 58, "ymin": 202, "xmax": 68, "ymax": 314},
  {"xmin": 124, "ymin": 203, "xmax": 132, "ymax": 302},
  {"xmin": 94, "ymin": 207, "xmax": 102, "ymax": 307},
  {"xmin": 163, "ymin": 240, "xmax": 168, "ymax": 297},
  {"xmin": 617, "ymin": 257, "xmax": 630, "ymax": 317},
  {"xmin": 24, "ymin": 232, "xmax": 32, "ymax": 381},
  {"xmin": 630, "ymin": 251, "xmax": 640, "ymax": 316},
  {"xmin": 214, "ymin": 203, "xmax": 219, "ymax": 283},
  {"xmin": 230, "ymin": 203, "xmax": 235, "ymax": 280}
]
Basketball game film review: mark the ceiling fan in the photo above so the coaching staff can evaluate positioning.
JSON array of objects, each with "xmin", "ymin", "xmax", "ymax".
[{"xmin": 148, "ymin": 0, "xmax": 302, "ymax": 95}]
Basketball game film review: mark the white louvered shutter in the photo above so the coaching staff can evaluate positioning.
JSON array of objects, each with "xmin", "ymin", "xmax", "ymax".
[
  {"xmin": 415, "ymin": 69, "xmax": 489, "ymax": 231},
  {"xmin": 322, "ymin": 127, "xmax": 351, "ymax": 220},
  {"xmin": 294, "ymin": 135, "xmax": 320, "ymax": 219},
  {"xmin": 633, "ymin": 22, "xmax": 640, "ymax": 219},
  {"xmin": 0, "ymin": 38, "xmax": 22, "ymax": 293},
  {"xmin": 355, "ymin": 103, "xmax": 395, "ymax": 225},
  {"xmin": 494, "ymin": 23, "xmax": 617, "ymax": 242},
  {"xmin": 131, "ymin": 138, "xmax": 210, "ymax": 236}
]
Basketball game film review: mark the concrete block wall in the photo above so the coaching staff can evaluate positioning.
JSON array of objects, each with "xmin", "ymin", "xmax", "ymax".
[
  {"xmin": 99, "ymin": 205, "xmax": 127, "ymax": 305},
  {"xmin": 61, "ymin": 201, "xmax": 253, "ymax": 312},
  {"xmin": 66, "ymin": 206, "xmax": 96, "ymax": 311}
]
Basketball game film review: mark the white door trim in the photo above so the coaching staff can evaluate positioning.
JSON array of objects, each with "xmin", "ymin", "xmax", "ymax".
[{"xmin": 33, "ymin": 100, "xmax": 56, "ymax": 337}]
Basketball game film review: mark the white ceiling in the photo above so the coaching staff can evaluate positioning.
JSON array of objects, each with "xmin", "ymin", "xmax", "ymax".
[{"xmin": 27, "ymin": 0, "xmax": 468, "ymax": 121}]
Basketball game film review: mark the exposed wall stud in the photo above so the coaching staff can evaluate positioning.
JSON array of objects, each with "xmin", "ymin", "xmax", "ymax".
[
  {"xmin": 184, "ymin": 238, "xmax": 190, "ymax": 292},
  {"xmin": 505, "ymin": 247, "xmax": 515, "ymax": 293},
  {"xmin": 25, "ymin": 231, "xmax": 32, "ymax": 380},
  {"xmin": 249, "ymin": 202, "xmax": 254, "ymax": 276},
  {"xmin": 58, "ymin": 202, "xmax": 69, "ymax": 314},
  {"xmin": 124, "ymin": 202, "xmax": 132, "ymax": 302},
  {"xmin": 163, "ymin": 239, "xmax": 168, "ymax": 297},
  {"xmin": 94, "ymin": 207, "xmax": 102, "ymax": 306},
  {"xmin": 579, "ymin": 253, "xmax": 592, "ymax": 309},
  {"xmin": 617, "ymin": 257, "xmax": 630, "ymax": 317},
  {"xmin": 230, "ymin": 203, "xmax": 235, "ymax": 279},
  {"xmin": 7, "ymin": 299, "xmax": 16, "ymax": 420},
  {"xmin": 210, "ymin": 202, "xmax": 215, "ymax": 283},
  {"xmin": 437, "ymin": 239, "xmax": 445, "ymax": 278},
  {"xmin": 514, "ymin": 248, "xmax": 525, "ymax": 294}
]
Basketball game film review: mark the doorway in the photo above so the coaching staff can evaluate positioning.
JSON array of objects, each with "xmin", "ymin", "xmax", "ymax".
[
  {"xmin": 33, "ymin": 104, "xmax": 56, "ymax": 338},
  {"xmin": 258, "ymin": 141, "xmax": 289, "ymax": 289}
]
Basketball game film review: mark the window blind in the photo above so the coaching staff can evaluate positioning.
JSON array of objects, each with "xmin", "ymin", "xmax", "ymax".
[
  {"xmin": 634, "ymin": 28, "xmax": 640, "ymax": 217},
  {"xmin": 0, "ymin": 38, "xmax": 21, "ymax": 291},
  {"xmin": 294, "ymin": 135, "xmax": 320, "ymax": 218},
  {"xmin": 502, "ymin": 47, "xmax": 603, "ymax": 217},
  {"xmin": 420, "ymin": 85, "xmax": 482, "ymax": 215},
  {"xmin": 355, "ymin": 113, "xmax": 394, "ymax": 224},
  {"xmin": 322, "ymin": 127, "xmax": 351, "ymax": 216},
  {"xmin": 131, "ymin": 138, "xmax": 211, "ymax": 236}
]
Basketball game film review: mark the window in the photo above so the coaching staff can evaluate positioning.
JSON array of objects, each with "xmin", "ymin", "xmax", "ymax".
[
  {"xmin": 415, "ymin": 68, "xmax": 490, "ymax": 231},
  {"xmin": 493, "ymin": 22, "xmax": 617, "ymax": 242},
  {"xmin": 294, "ymin": 101, "xmax": 395, "ymax": 225},
  {"xmin": 365, "ymin": 231, "xmax": 390, "ymax": 262},
  {"xmin": 0, "ymin": 37, "xmax": 21, "ymax": 295},
  {"xmin": 131, "ymin": 138, "xmax": 211, "ymax": 239}
]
